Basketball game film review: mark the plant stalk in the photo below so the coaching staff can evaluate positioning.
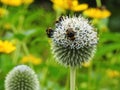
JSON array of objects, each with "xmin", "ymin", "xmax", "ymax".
[
  {"xmin": 96, "ymin": 0, "xmax": 102, "ymax": 7},
  {"xmin": 70, "ymin": 67, "xmax": 76, "ymax": 90}
]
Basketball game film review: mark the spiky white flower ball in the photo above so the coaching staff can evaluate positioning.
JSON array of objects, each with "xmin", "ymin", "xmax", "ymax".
[
  {"xmin": 5, "ymin": 65, "xmax": 40, "ymax": 90},
  {"xmin": 51, "ymin": 15, "xmax": 98, "ymax": 67}
]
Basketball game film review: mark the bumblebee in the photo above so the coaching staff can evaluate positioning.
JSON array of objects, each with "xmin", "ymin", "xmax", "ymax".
[
  {"xmin": 66, "ymin": 28, "xmax": 76, "ymax": 41},
  {"xmin": 46, "ymin": 27, "xmax": 54, "ymax": 38},
  {"xmin": 55, "ymin": 16, "xmax": 64, "ymax": 24}
]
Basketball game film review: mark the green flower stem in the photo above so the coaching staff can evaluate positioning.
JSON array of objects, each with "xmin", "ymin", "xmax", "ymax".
[
  {"xmin": 13, "ymin": 40, "xmax": 21, "ymax": 65},
  {"xmin": 96, "ymin": 0, "xmax": 102, "ymax": 7},
  {"xmin": 66, "ymin": 71, "xmax": 70, "ymax": 90},
  {"xmin": 70, "ymin": 67, "xmax": 76, "ymax": 90},
  {"xmin": 22, "ymin": 42, "xmax": 34, "ymax": 69},
  {"xmin": 18, "ymin": 15, "xmax": 24, "ymax": 31},
  {"xmin": 22, "ymin": 43, "xmax": 29, "ymax": 55},
  {"xmin": 88, "ymin": 61, "xmax": 93, "ymax": 90}
]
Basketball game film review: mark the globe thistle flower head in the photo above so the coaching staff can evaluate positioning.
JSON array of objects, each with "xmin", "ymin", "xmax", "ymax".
[
  {"xmin": 5, "ymin": 65, "xmax": 40, "ymax": 90},
  {"xmin": 49, "ymin": 15, "xmax": 98, "ymax": 67}
]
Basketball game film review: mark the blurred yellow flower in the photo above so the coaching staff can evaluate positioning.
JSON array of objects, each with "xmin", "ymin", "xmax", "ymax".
[
  {"xmin": 21, "ymin": 55, "xmax": 42, "ymax": 65},
  {"xmin": 106, "ymin": 69, "xmax": 120, "ymax": 78},
  {"xmin": 51, "ymin": 0, "xmax": 88, "ymax": 12},
  {"xmin": 0, "ymin": 8, "xmax": 8, "ymax": 17},
  {"xmin": 1, "ymin": 0, "xmax": 22, "ymax": 6},
  {"xmin": 3, "ymin": 23, "xmax": 11, "ymax": 30},
  {"xmin": 51, "ymin": 0, "xmax": 69, "ymax": 10},
  {"xmin": 82, "ymin": 61, "xmax": 91, "ymax": 67},
  {"xmin": 83, "ymin": 8, "xmax": 111, "ymax": 19},
  {"xmin": 71, "ymin": 0, "xmax": 88, "ymax": 12},
  {"xmin": 0, "ymin": 40, "xmax": 16, "ymax": 54},
  {"xmin": 22, "ymin": 0, "xmax": 34, "ymax": 5}
]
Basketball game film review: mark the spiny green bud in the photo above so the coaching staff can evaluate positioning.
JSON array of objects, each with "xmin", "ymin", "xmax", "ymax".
[{"xmin": 5, "ymin": 65, "xmax": 40, "ymax": 90}]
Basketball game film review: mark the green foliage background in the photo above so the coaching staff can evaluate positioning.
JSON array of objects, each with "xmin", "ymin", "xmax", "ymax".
[{"xmin": 0, "ymin": 0, "xmax": 120, "ymax": 90}]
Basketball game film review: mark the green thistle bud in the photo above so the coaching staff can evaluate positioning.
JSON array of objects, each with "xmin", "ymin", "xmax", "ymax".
[
  {"xmin": 49, "ymin": 15, "xmax": 98, "ymax": 67},
  {"xmin": 5, "ymin": 65, "xmax": 40, "ymax": 90}
]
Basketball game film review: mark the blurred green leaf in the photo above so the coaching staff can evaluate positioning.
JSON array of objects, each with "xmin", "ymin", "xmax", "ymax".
[
  {"xmin": 14, "ymin": 33, "xmax": 26, "ymax": 41},
  {"xmin": 96, "ymin": 43, "xmax": 120, "ymax": 56},
  {"xmin": 100, "ymin": 32, "xmax": 120, "ymax": 43},
  {"xmin": 24, "ymin": 29, "xmax": 36, "ymax": 36}
]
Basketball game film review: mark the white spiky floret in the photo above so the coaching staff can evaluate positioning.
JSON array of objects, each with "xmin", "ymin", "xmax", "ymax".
[
  {"xmin": 53, "ymin": 15, "xmax": 98, "ymax": 49},
  {"xmin": 51, "ymin": 15, "xmax": 98, "ymax": 67}
]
